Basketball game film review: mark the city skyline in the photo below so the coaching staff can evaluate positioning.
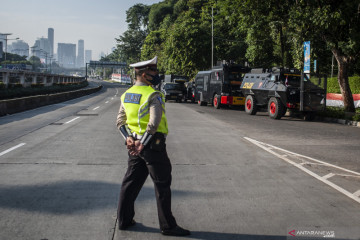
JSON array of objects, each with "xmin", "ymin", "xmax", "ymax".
[{"xmin": 1, "ymin": 0, "xmax": 162, "ymax": 60}]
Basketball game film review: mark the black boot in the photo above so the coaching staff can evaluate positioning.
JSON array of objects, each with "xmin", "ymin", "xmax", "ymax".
[{"xmin": 161, "ymin": 225, "xmax": 191, "ymax": 236}]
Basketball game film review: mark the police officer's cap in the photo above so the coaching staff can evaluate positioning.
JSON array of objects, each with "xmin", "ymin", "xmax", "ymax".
[{"xmin": 129, "ymin": 56, "xmax": 157, "ymax": 70}]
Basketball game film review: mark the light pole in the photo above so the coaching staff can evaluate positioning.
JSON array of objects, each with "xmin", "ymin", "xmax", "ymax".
[
  {"xmin": 0, "ymin": 33, "xmax": 19, "ymax": 62},
  {"xmin": 211, "ymin": 7, "xmax": 214, "ymax": 69}
]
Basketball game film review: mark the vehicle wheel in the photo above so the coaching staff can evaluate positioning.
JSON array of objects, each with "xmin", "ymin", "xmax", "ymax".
[
  {"xmin": 213, "ymin": 94, "xmax": 221, "ymax": 109},
  {"xmin": 268, "ymin": 97, "xmax": 285, "ymax": 119},
  {"xmin": 245, "ymin": 95, "xmax": 258, "ymax": 115}
]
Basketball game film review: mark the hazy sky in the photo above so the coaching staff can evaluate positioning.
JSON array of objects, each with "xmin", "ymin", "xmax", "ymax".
[{"xmin": 0, "ymin": 0, "xmax": 162, "ymax": 60}]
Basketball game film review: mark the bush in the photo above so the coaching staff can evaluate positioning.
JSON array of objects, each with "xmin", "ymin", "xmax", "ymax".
[{"xmin": 317, "ymin": 107, "xmax": 360, "ymax": 121}]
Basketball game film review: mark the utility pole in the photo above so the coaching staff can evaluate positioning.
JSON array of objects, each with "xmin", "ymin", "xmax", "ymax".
[{"xmin": 211, "ymin": 7, "xmax": 214, "ymax": 69}]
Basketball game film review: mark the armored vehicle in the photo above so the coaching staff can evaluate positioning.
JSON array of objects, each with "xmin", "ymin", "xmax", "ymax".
[
  {"xmin": 240, "ymin": 67, "xmax": 327, "ymax": 120},
  {"xmin": 195, "ymin": 63, "xmax": 251, "ymax": 108}
]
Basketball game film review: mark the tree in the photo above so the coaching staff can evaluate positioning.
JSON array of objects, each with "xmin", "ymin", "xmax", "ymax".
[{"xmin": 289, "ymin": 0, "xmax": 360, "ymax": 112}]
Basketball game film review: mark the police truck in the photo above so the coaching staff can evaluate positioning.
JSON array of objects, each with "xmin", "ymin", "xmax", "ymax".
[{"xmin": 195, "ymin": 62, "xmax": 251, "ymax": 109}]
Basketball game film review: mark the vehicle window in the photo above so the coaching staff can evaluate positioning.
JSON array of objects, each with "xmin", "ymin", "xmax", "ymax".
[
  {"xmin": 204, "ymin": 75, "xmax": 209, "ymax": 91},
  {"xmin": 164, "ymin": 84, "xmax": 183, "ymax": 90},
  {"xmin": 228, "ymin": 72, "xmax": 244, "ymax": 81},
  {"xmin": 196, "ymin": 77, "xmax": 204, "ymax": 89}
]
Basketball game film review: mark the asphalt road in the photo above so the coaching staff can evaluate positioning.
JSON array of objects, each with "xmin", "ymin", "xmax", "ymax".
[{"xmin": 0, "ymin": 80, "xmax": 359, "ymax": 240}]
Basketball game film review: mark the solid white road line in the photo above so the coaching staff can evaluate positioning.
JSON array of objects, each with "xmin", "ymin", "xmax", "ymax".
[
  {"xmin": 244, "ymin": 137, "xmax": 360, "ymax": 204},
  {"xmin": 322, "ymin": 173, "xmax": 336, "ymax": 180},
  {"xmin": 0, "ymin": 143, "xmax": 26, "ymax": 157},
  {"xmin": 354, "ymin": 190, "xmax": 360, "ymax": 197},
  {"xmin": 65, "ymin": 117, "xmax": 80, "ymax": 124},
  {"xmin": 93, "ymin": 106, "xmax": 100, "ymax": 110}
]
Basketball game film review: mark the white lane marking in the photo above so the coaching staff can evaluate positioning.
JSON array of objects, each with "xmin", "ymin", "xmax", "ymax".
[
  {"xmin": 65, "ymin": 117, "xmax": 80, "ymax": 124},
  {"xmin": 247, "ymin": 138, "xmax": 360, "ymax": 176},
  {"xmin": 105, "ymin": 101, "xmax": 109, "ymax": 103},
  {"xmin": 244, "ymin": 137, "xmax": 360, "ymax": 204},
  {"xmin": 93, "ymin": 106, "xmax": 100, "ymax": 110},
  {"xmin": 111, "ymin": 97, "xmax": 114, "ymax": 100},
  {"xmin": 354, "ymin": 190, "xmax": 360, "ymax": 197},
  {"xmin": 0, "ymin": 143, "xmax": 26, "ymax": 157},
  {"xmin": 322, "ymin": 173, "xmax": 335, "ymax": 180}
]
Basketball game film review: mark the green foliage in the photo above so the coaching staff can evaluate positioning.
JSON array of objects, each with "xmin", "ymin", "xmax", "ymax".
[
  {"xmin": 110, "ymin": 0, "xmax": 360, "ymax": 93},
  {"xmin": 317, "ymin": 107, "xmax": 360, "ymax": 121},
  {"xmin": 327, "ymin": 76, "xmax": 360, "ymax": 94}
]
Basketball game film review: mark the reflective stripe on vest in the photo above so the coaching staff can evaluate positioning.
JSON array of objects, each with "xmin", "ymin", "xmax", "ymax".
[{"xmin": 121, "ymin": 85, "xmax": 168, "ymax": 135}]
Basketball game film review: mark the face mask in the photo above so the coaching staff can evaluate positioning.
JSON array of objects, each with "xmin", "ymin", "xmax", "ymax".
[{"xmin": 146, "ymin": 73, "xmax": 161, "ymax": 86}]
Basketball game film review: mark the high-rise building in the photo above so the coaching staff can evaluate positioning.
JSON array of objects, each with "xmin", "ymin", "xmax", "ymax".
[
  {"xmin": 77, "ymin": 39, "xmax": 84, "ymax": 68},
  {"xmin": 85, "ymin": 50, "xmax": 92, "ymax": 64},
  {"xmin": 9, "ymin": 40, "xmax": 29, "ymax": 58},
  {"xmin": 0, "ymin": 34, "xmax": 6, "ymax": 53},
  {"xmin": 48, "ymin": 28, "xmax": 54, "ymax": 56},
  {"xmin": 32, "ymin": 37, "xmax": 51, "ymax": 63},
  {"xmin": 58, "ymin": 43, "xmax": 76, "ymax": 68}
]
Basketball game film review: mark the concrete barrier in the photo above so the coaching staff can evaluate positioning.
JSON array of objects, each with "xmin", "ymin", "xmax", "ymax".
[{"xmin": 0, "ymin": 85, "xmax": 102, "ymax": 116}]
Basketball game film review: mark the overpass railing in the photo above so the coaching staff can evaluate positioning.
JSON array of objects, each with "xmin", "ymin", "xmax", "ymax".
[{"xmin": 0, "ymin": 69, "xmax": 86, "ymax": 89}]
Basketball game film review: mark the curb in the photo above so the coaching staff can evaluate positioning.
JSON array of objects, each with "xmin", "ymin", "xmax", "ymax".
[
  {"xmin": 0, "ymin": 85, "xmax": 103, "ymax": 117},
  {"xmin": 319, "ymin": 117, "xmax": 360, "ymax": 127}
]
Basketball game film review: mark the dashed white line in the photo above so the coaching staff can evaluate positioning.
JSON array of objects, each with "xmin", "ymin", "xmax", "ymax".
[
  {"xmin": 244, "ymin": 137, "xmax": 360, "ymax": 204},
  {"xmin": 105, "ymin": 101, "xmax": 109, "ymax": 103},
  {"xmin": 0, "ymin": 143, "xmax": 26, "ymax": 157},
  {"xmin": 93, "ymin": 106, "xmax": 100, "ymax": 110},
  {"xmin": 65, "ymin": 117, "xmax": 80, "ymax": 124}
]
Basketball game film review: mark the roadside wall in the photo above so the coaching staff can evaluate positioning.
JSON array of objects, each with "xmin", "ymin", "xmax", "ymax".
[{"xmin": 0, "ymin": 85, "xmax": 102, "ymax": 116}]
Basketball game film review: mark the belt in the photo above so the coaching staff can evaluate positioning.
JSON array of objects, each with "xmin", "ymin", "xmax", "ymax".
[
  {"xmin": 132, "ymin": 132, "xmax": 167, "ymax": 140},
  {"xmin": 132, "ymin": 132, "xmax": 142, "ymax": 140}
]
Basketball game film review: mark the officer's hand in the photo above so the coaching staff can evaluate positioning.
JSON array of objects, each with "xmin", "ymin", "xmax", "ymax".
[
  {"xmin": 126, "ymin": 137, "xmax": 135, "ymax": 150},
  {"xmin": 135, "ymin": 141, "xmax": 144, "ymax": 155},
  {"xmin": 129, "ymin": 140, "xmax": 139, "ymax": 155},
  {"xmin": 129, "ymin": 140, "xmax": 144, "ymax": 156}
]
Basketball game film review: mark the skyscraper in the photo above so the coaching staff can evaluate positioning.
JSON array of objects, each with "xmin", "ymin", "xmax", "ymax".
[
  {"xmin": 9, "ymin": 40, "xmax": 29, "ymax": 58},
  {"xmin": 77, "ymin": 39, "xmax": 84, "ymax": 68},
  {"xmin": 58, "ymin": 43, "xmax": 76, "ymax": 68},
  {"xmin": 32, "ymin": 37, "xmax": 51, "ymax": 62},
  {"xmin": 48, "ymin": 28, "xmax": 54, "ymax": 56},
  {"xmin": 85, "ymin": 50, "xmax": 92, "ymax": 64}
]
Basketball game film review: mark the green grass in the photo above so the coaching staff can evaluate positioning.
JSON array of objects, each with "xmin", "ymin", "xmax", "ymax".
[{"xmin": 327, "ymin": 76, "xmax": 360, "ymax": 94}]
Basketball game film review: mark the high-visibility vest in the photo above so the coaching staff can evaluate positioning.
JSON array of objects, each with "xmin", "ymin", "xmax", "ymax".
[{"xmin": 121, "ymin": 85, "xmax": 168, "ymax": 135}]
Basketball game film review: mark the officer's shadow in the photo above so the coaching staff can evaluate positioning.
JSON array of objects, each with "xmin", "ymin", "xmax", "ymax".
[{"xmin": 124, "ymin": 223, "xmax": 287, "ymax": 240}]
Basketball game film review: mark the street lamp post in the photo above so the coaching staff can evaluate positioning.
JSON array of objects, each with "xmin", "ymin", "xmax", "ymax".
[{"xmin": 0, "ymin": 33, "xmax": 20, "ymax": 62}]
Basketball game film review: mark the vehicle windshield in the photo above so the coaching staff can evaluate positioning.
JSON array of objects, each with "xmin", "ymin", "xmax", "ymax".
[
  {"xmin": 228, "ymin": 72, "xmax": 245, "ymax": 81},
  {"xmin": 164, "ymin": 83, "xmax": 183, "ymax": 91}
]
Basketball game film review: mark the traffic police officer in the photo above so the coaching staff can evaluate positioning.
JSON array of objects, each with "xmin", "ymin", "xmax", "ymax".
[{"xmin": 116, "ymin": 56, "xmax": 190, "ymax": 236}]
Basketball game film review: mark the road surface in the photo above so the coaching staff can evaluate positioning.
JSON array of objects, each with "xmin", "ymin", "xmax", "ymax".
[{"xmin": 0, "ymin": 80, "xmax": 359, "ymax": 240}]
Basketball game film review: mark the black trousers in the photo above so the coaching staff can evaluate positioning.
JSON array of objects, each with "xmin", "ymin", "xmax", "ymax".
[{"xmin": 117, "ymin": 145, "xmax": 177, "ymax": 230}]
